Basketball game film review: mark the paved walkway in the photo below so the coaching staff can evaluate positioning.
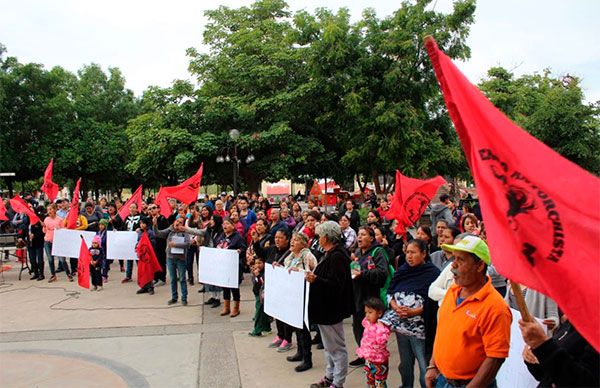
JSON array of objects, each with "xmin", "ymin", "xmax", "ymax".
[{"xmin": 0, "ymin": 266, "xmax": 406, "ymax": 387}]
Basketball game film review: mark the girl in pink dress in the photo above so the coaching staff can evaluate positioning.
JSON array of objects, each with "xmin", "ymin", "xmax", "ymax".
[{"xmin": 356, "ymin": 297, "xmax": 391, "ymax": 388}]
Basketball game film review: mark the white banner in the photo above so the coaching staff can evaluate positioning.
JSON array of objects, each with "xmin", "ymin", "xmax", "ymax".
[
  {"xmin": 51, "ymin": 229, "xmax": 96, "ymax": 258},
  {"xmin": 197, "ymin": 247, "xmax": 239, "ymax": 289},
  {"xmin": 497, "ymin": 308, "xmax": 544, "ymax": 388},
  {"xmin": 264, "ymin": 265, "xmax": 306, "ymax": 329},
  {"xmin": 107, "ymin": 231, "xmax": 138, "ymax": 260},
  {"xmin": 304, "ymin": 279, "xmax": 310, "ymax": 330}
]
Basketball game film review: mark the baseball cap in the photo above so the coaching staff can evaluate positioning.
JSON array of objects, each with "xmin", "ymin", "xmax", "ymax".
[{"xmin": 441, "ymin": 235, "xmax": 490, "ymax": 264}]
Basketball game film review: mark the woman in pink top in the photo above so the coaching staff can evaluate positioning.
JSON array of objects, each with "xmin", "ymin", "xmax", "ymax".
[
  {"xmin": 356, "ymin": 297, "xmax": 391, "ymax": 388},
  {"xmin": 43, "ymin": 203, "xmax": 72, "ymax": 283}
]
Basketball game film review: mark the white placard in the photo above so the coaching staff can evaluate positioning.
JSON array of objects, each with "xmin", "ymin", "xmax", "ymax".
[
  {"xmin": 107, "ymin": 231, "xmax": 138, "ymax": 260},
  {"xmin": 304, "ymin": 280, "xmax": 310, "ymax": 330},
  {"xmin": 264, "ymin": 265, "xmax": 306, "ymax": 329},
  {"xmin": 51, "ymin": 229, "xmax": 96, "ymax": 258},
  {"xmin": 198, "ymin": 247, "xmax": 239, "ymax": 288},
  {"xmin": 171, "ymin": 236, "xmax": 185, "ymax": 254},
  {"xmin": 496, "ymin": 308, "xmax": 544, "ymax": 388}
]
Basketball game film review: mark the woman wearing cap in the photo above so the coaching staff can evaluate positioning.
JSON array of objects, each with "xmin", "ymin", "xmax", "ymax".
[{"xmin": 381, "ymin": 239, "xmax": 440, "ymax": 388}]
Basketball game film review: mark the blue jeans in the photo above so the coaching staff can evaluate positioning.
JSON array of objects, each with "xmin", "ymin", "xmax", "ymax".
[
  {"xmin": 396, "ymin": 333, "xmax": 427, "ymax": 388},
  {"xmin": 125, "ymin": 260, "xmax": 135, "ymax": 279},
  {"xmin": 44, "ymin": 241, "xmax": 70, "ymax": 276},
  {"xmin": 167, "ymin": 258, "xmax": 187, "ymax": 302},
  {"xmin": 436, "ymin": 375, "xmax": 497, "ymax": 388}
]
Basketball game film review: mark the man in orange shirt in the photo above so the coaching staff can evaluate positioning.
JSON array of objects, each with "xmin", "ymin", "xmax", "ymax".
[{"xmin": 425, "ymin": 236, "xmax": 511, "ymax": 388}]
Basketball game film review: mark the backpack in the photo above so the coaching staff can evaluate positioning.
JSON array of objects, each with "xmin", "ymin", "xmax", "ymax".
[{"xmin": 372, "ymin": 246, "xmax": 395, "ymax": 308}]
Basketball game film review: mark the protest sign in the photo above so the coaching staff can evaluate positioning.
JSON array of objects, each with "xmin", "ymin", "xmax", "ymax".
[
  {"xmin": 264, "ymin": 265, "xmax": 306, "ymax": 329},
  {"xmin": 496, "ymin": 308, "xmax": 543, "ymax": 388},
  {"xmin": 52, "ymin": 229, "xmax": 95, "ymax": 258},
  {"xmin": 198, "ymin": 247, "xmax": 239, "ymax": 288},
  {"xmin": 107, "ymin": 231, "xmax": 138, "ymax": 260}
]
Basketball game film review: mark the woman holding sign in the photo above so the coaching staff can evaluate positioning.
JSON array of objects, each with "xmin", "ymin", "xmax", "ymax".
[
  {"xmin": 215, "ymin": 217, "xmax": 247, "ymax": 317},
  {"xmin": 306, "ymin": 221, "xmax": 353, "ymax": 388}
]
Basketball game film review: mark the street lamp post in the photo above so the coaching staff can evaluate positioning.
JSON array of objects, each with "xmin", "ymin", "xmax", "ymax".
[{"xmin": 216, "ymin": 129, "xmax": 254, "ymax": 197}]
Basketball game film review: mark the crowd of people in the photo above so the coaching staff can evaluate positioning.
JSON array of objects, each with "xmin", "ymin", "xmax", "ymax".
[{"xmin": 1, "ymin": 190, "xmax": 598, "ymax": 388}]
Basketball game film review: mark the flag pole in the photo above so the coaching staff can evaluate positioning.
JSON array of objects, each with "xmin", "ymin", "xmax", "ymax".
[{"xmin": 510, "ymin": 281, "xmax": 533, "ymax": 322}]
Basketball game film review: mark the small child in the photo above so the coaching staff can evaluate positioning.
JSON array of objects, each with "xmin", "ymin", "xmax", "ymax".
[
  {"xmin": 248, "ymin": 257, "xmax": 271, "ymax": 337},
  {"xmin": 89, "ymin": 235, "xmax": 105, "ymax": 291},
  {"xmin": 15, "ymin": 238, "xmax": 27, "ymax": 264},
  {"xmin": 356, "ymin": 297, "xmax": 391, "ymax": 388}
]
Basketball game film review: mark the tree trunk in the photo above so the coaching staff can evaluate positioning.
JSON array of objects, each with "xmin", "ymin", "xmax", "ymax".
[
  {"xmin": 372, "ymin": 170, "xmax": 382, "ymax": 195},
  {"xmin": 356, "ymin": 174, "xmax": 366, "ymax": 193}
]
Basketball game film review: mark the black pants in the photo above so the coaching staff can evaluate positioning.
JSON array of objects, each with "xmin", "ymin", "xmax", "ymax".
[
  {"xmin": 70, "ymin": 258, "xmax": 78, "ymax": 276},
  {"xmin": 186, "ymin": 245, "xmax": 198, "ymax": 282},
  {"xmin": 295, "ymin": 325, "xmax": 312, "ymax": 359},
  {"xmin": 276, "ymin": 319, "xmax": 293, "ymax": 342},
  {"xmin": 154, "ymin": 245, "xmax": 167, "ymax": 282},
  {"xmin": 90, "ymin": 264, "xmax": 103, "ymax": 286},
  {"xmin": 222, "ymin": 287, "xmax": 240, "ymax": 301},
  {"xmin": 352, "ymin": 309, "xmax": 366, "ymax": 345}
]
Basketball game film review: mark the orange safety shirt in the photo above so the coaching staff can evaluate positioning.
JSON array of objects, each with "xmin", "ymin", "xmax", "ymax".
[{"xmin": 433, "ymin": 277, "xmax": 512, "ymax": 380}]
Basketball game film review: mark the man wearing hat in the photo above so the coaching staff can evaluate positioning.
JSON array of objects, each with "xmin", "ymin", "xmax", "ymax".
[{"xmin": 425, "ymin": 236, "xmax": 511, "ymax": 388}]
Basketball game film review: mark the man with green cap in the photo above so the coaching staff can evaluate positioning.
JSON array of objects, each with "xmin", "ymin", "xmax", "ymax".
[{"xmin": 425, "ymin": 235, "xmax": 512, "ymax": 388}]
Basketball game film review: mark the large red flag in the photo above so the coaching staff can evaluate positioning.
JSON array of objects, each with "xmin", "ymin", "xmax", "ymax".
[
  {"xmin": 136, "ymin": 231, "xmax": 161, "ymax": 288},
  {"xmin": 155, "ymin": 186, "xmax": 174, "ymax": 218},
  {"xmin": 119, "ymin": 185, "xmax": 144, "ymax": 221},
  {"xmin": 77, "ymin": 237, "xmax": 91, "ymax": 289},
  {"xmin": 9, "ymin": 196, "xmax": 41, "ymax": 225},
  {"xmin": 425, "ymin": 37, "xmax": 600, "ymax": 350},
  {"xmin": 66, "ymin": 178, "xmax": 82, "ymax": 229},
  {"xmin": 41, "ymin": 159, "xmax": 59, "ymax": 202},
  {"xmin": 386, "ymin": 170, "xmax": 446, "ymax": 233},
  {"xmin": 0, "ymin": 197, "xmax": 8, "ymax": 221},
  {"xmin": 164, "ymin": 163, "xmax": 203, "ymax": 205}
]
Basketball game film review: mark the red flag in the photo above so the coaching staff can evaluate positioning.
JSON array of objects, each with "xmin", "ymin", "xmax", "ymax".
[
  {"xmin": 425, "ymin": 37, "xmax": 600, "ymax": 350},
  {"xmin": 155, "ymin": 186, "xmax": 174, "ymax": 218},
  {"xmin": 9, "ymin": 196, "xmax": 41, "ymax": 225},
  {"xmin": 77, "ymin": 237, "xmax": 91, "ymax": 289},
  {"xmin": 162, "ymin": 163, "xmax": 203, "ymax": 207},
  {"xmin": 0, "ymin": 197, "xmax": 8, "ymax": 221},
  {"xmin": 41, "ymin": 159, "xmax": 59, "ymax": 202},
  {"xmin": 386, "ymin": 170, "xmax": 446, "ymax": 233},
  {"xmin": 66, "ymin": 178, "xmax": 82, "ymax": 229},
  {"xmin": 119, "ymin": 185, "xmax": 144, "ymax": 221},
  {"xmin": 136, "ymin": 231, "xmax": 161, "ymax": 288}
]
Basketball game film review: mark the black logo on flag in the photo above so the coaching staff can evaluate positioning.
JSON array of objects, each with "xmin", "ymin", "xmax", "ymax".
[
  {"xmin": 404, "ymin": 192, "xmax": 430, "ymax": 225},
  {"xmin": 479, "ymin": 148, "xmax": 565, "ymax": 266}
]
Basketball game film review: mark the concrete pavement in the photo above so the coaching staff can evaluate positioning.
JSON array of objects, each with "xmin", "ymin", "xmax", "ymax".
[{"xmin": 0, "ymin": 265, "xmax": 409, "ymax": 387}]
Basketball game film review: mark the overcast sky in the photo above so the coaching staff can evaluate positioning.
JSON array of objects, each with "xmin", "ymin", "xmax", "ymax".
[{"xmin": 1, "ymin": 0, "xmax": 598, "ymax": 102}]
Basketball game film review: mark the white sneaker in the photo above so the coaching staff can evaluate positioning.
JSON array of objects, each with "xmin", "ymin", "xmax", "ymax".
[
  {"xmin": 154, "ymin": 280, "xmax": 165, "ymax": 287},
  {"xmin": 97, "ymin": 286, "xmax": 103, "ymax": 291}
]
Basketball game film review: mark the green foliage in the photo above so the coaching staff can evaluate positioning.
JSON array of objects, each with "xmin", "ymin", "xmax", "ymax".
[
  {"xmin": 479, "ymin": 67, "xmax": 600, "ymax": 175},
  {"xmin": 0, "ymin": 50, "xmax": 139, "ymax": 194}
]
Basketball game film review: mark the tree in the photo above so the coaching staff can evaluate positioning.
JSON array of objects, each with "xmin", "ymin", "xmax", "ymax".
[
  {"xmin": 0, "ymin": 48, "xmax": 140, "ymax": 196},
  {"xmin": 186, "ymin": 0, "xmax": 340, "ymax": 192},
  {"xmin": 479, "ymin": 67, "xmax": 600, "ymax": 175}
]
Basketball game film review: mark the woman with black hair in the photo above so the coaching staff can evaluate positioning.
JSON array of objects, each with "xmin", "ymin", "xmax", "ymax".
[
  {"xmin": 381, "ymin": 239, "xmax": 440, "ymax": 388},
  {"xmin": 349, "ymin": 226, "xmax": 390, "ymax": 367},
  {"xmin": 416, "ymin": 225, "xmax": 438, "ymax": 253}
]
